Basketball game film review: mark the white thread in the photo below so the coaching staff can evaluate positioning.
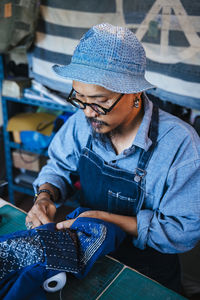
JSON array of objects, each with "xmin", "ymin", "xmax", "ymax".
[{"xmin": 43, "ymin": 272, "xmax": 67, "ymax": 293}]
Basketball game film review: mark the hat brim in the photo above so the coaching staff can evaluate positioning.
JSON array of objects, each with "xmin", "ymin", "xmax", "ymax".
[{"xmin": 52, "ymin": 63, "xmax": 154, "ymax": 94}]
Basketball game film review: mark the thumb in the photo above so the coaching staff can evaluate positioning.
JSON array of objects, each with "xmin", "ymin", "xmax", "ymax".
[{"xmin": 56, "ymin": 219, "xmax": 76, "ymax": 230}]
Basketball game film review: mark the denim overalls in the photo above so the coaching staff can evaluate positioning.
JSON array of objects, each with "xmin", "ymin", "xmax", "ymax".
[{"xmin": 78, "ymin": 105, "xmax": 180, "ymax": 292}]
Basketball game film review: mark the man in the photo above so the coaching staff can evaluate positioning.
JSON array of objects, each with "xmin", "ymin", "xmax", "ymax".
[{"xmin": 26, "ymin": 23, "xmax": 200, "ymax": 292}]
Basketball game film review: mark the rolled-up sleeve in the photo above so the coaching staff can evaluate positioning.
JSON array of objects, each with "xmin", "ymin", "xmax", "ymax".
[
  {"xmin": 133, "ymin": 159, "xmax": 200, "ymax": 253},
  {"xmin": 33, "ymin": 111, "xmax": 88, "ymax": 201}
]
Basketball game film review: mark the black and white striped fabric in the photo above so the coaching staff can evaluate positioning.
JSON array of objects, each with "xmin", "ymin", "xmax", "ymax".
[{"xmin": 29, "ymin": 0, "xmax": 200, "ymax": 109}]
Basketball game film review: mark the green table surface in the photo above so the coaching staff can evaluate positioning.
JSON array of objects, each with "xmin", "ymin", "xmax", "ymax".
[
  {"xmin": 47, "ymin": 256, "xmax": 187, "ymax": 300},
  {"xmin": 0, "ymin": 203, "xmax": 187, "ymax": 300},
  {"xmin": 0, "ymin": 204, "xmax": 27, "ymax": 235}
]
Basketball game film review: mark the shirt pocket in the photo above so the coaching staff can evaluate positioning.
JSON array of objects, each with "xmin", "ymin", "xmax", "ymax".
[{"xmin": 107, "ymin": 190, "xmax": 137, "ymax": 216}]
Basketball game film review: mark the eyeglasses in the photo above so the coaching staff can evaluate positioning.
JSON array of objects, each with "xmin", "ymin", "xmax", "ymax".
[{"xmin": 66, "ymin": 88, "xmax": 124, "ymax": 115}]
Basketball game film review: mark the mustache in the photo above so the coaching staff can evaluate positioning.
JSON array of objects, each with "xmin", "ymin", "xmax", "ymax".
[{"xmin": 86, "ymin": 117, "xmax": 109, "ymax": 127}]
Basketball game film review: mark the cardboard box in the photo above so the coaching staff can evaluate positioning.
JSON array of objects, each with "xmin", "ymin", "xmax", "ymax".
[{"xmin": 12, "ymin": 150, "xmax": 47, "ymax": 172}]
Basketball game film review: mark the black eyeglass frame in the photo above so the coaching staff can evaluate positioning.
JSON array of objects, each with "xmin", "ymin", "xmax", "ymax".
[{"xmin": 67, "ymin": 88, "xmax": 124, "ymax": 115}]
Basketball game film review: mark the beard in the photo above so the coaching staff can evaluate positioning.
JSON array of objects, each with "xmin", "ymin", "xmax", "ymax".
[
  {"xmin": 86, "ymin": 116, "xmax": 122, "ymax": 145},
  {"xmin": 86, "ymin": 117, "xmax": 108, "ymax": 145}
]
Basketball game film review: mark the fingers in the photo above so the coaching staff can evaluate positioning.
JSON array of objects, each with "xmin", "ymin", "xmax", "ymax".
[
  {"xmin": 56, "ymin": 210, "xmax": 105, "ymax": 231},
  {"xmin": 26, "ymin": 210, "xmax": 51, "ymax": 228},
  {"xmin": 26, "ymin": 198, "xmax": 56, "ymax": 228},
  {"xmin": 56, "ymin": 219, "xmax": 75, "ymax": 230},
  {"xmin": 26, "ymin": 213, "xmax": 42, "ymax": 228}
]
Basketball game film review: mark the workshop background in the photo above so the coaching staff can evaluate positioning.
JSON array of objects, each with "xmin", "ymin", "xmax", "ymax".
[{"xmin": 0, "ymin": 0, "xmax": 200, "ymax": 299}]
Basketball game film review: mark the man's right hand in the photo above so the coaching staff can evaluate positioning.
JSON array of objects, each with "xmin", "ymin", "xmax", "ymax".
[{"xmin": 26, "ymin": 197, "xmax": 56, "ymax": 228}]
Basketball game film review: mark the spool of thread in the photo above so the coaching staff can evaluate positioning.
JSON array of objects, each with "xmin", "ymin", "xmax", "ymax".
[{"xmin": 43, "ymin": 272, "xmax": 67, "ymax": 292}]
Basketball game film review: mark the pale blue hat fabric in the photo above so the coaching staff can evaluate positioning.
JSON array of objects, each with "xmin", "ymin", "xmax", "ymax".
[{"xmin": 53, "ymin": 23, "xmax": 154, "ymax": 94}]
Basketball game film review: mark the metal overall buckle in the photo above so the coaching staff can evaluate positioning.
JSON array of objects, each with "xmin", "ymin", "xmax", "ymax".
[{"xmin": 134, "ymin": 168, "xmax": 147, "ymax": 183}]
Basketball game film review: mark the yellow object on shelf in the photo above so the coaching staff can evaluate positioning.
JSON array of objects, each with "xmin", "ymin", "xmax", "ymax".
[{"xmin": 7, "ymin": 112, "xmax": 56, "ymax": 143}]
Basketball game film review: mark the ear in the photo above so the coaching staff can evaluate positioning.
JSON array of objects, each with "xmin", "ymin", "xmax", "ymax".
[{"xmin": 136, "ymin": 92, "xmax": 142, "ymax": 99}]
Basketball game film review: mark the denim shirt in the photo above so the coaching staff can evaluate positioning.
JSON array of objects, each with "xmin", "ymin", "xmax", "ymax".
[{"xmin": 34, "ymin": 94, "xmax": 200, "ymax": 254}]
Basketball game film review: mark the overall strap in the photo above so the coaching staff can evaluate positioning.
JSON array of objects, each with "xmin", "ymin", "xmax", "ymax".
[
  {"xmin": 148, "ymin": 105, "xmax": 159, "ymax": 146},
  {"xmin": 134, "ymin": 105, "xmax": 159, "ymax": 182}
]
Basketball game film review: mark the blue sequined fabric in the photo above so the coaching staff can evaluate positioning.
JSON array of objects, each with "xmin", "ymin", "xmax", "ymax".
[
  {"xmin": 37, "ymin": 228, "xmax": 80, "ymax": 273},
  {"xmin": 0, "ymin": 235, "xmax": 44, "ymax": 280},
  {"xmin": 75, "ymin": 222, "xmax": 107, "ymax": 265},
  {"xmin": 0, "ymin": 223, "xmax": 80, "ymax": 281},
  {"xmin": 0, "ymin": 208, "xmax": 125, "ymax": 285}
]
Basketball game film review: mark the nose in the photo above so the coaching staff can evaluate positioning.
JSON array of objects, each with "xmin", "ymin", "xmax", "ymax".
[{"xmin": 84, "ymin": 105, "xmax": 99, "ymax": 118}]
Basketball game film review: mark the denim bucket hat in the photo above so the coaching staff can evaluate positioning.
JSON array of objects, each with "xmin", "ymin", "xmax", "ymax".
[{"xmin": 53, "ymin": 23, "xmax": 154, "ymax": 94}]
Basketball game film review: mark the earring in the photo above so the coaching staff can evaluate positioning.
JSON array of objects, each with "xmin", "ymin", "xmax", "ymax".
[{"xmin": 134, "ymin": 97, "xmax": 139, "ymax": 108}]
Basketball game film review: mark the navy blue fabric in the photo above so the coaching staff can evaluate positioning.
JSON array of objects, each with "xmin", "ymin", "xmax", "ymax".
[
  {"xmin": 67, "ymin": 207, "xmax": 126, "ymax": 278},
  {"xmin": 0, "ymin": 223, "xmax": 77, "ymax": 300},
  {"xmin": 37, "ymin": 226, "xmax": 80, "ymax": 273},
  {"xmin": 0, "ymin": 210, "xmax": 125, "ymax": 299},
  {"xmin": 0, "ymin": 223, "xmax": 80, "ymax": 279},
  {"xmin": 0, "ymin": 265, "xmax": 58, "ymax": 300}
]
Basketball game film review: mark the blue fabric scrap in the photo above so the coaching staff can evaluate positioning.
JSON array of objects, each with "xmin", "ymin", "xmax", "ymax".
[
  {"xmin": 0, "ymin": 207, "xmax": 126, "ymax": 300},
  {"xmin": 37, "ymin": 226, "xmax": 80, "ymax": 273},
  {"xmin": 67, "ymin": 207, "xmax": 126, "ymax": 278}
]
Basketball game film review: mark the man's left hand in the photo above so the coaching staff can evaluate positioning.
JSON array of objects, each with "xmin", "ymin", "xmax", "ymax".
[
  {"xmin": 56, "ymin": 210, "xmax": 105, "ymax": 230},
  {"xmin": 56, "ymin": 210, "xmax": 138, "ymax": 236}
]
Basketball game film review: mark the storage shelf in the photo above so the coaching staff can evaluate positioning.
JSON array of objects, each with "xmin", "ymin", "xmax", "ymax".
[
  {"xmin": 3, "ymin": 95, "xmax": 76, "ymax": 112},
  {"xmin": 12, "ymin": 184, "xmax": 35, "ymax": 196},
  {"xmin": 8, "ymin": 141, "xmax": 48, "ymax": 156},
  {"xmin": 2, "ymin": 94, "xmax": 75, "ymax": 204}
]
